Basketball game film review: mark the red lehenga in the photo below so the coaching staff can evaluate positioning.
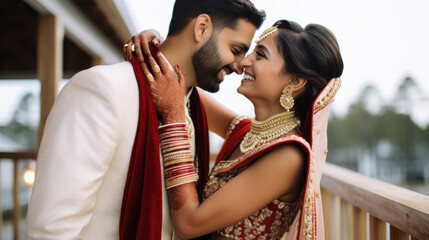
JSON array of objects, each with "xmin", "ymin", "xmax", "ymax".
[{"xmin": 204, "ymin": 78, "xmax": 341, "ymax": 240}]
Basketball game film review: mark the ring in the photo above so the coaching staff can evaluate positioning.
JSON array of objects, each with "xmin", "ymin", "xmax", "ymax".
[
  {"xmin": 153, "ymin": 65, "xmax": 161, "ymax": 73},
  {"xmin": 146, "ymin": 73, "xmax": 154, "ymax": 82},
  {"xmin": 123, "ymin": 43, "xmax": 129, "ymax": 48}
]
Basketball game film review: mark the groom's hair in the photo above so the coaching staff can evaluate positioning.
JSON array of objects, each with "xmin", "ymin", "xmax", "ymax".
[{"xmin": 167, "ymin": 0, "xmax": 265, "ymax": 36}]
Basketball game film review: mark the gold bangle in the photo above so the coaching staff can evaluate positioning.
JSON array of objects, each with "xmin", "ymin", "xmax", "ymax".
[
  {"xmin": 163, "ymin": 154, "xmax": 193, "ymax": 162},
  {"xmin": 163, "ymin": 150, "xmax": 192, "ymax": 158},
  {"xmin": 162, "ymin": 145, "xmax": 191, "ymax": 154},
  {"xmin": 165, "ymin": 174, "xmax": 199, "ymax": 189},
  {"xmin": 164, "ymin": 158, "xmax": 194, "ymax": 167}
]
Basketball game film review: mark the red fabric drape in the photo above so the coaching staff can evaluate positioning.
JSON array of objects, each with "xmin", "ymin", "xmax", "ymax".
[
  {"xmin": 120, "ymin": 47, "xmax": 210, "ymax": 239},
  {"xmin": 119, "ymin": 55, "xmax": 163, "ymax": 239},
  {"xmin": 189, "ymin": 89, "xmax": 211, "ymax": 200},
  {"xmin": 215, "ymin": 119, "xmax": 251, "ymax": 164}
]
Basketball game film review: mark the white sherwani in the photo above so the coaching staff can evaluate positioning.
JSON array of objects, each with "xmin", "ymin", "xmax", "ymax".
[{"xmin": 26, "ymin": 61, "xmax": 189, "ymax": 239}]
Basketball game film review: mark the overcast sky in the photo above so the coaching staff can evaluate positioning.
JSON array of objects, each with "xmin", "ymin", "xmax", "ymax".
[
  {"xmin": 124, "ymin": 0, "xmax": 429, "ymax": 122},
  {"xmin": 1, "ymin": 0, "xmax": 428, "ymax": 128}
]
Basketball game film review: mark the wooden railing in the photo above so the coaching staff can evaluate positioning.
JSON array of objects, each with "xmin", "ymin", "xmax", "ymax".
[
  {"xmin": 0, "ymin": 151, "xmax": 37, "ymax": 240},
  {"xmin": 1, "ymin": 152, "xmax": 428, "ymax": 239},
  {"xmin": 321, "ymin": 163, "xmax": 429, "ymax": 240}
]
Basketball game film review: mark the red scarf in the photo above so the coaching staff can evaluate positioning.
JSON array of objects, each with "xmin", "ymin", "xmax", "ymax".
[
  {"xmin": 119, "ymin": 53, "xmax": 210, "ymax": 239},
  {"xmin": 215, "ymin": 119, "xmax": 251, "ymax": 165}
]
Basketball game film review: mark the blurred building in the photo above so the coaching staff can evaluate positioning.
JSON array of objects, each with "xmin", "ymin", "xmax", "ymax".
[
  {"xmin": 0, "ymin": 0, "xmax": 136, "ymax": 238},
  {"xmin": 1, "ymin": 0, "xmax": 136, "ymax": 141}
]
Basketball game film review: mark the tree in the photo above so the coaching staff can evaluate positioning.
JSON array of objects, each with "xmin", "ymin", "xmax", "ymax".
[{"xmin": 2, "ymin": 92, "xmax": 38, "ymax": 149}]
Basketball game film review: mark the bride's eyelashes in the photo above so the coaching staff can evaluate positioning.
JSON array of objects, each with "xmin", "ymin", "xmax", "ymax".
[{"xmin": 256, "ymin": 50, "xmax": 266, "ymax": 59}]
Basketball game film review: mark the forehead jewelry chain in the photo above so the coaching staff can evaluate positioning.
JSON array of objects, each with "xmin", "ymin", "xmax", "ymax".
[{"xmin": 255, "ymin": 25, "xmax": 279, "ymax": 44}]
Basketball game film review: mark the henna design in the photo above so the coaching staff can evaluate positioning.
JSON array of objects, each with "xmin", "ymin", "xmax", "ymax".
[{"xmin": 168, "ymin": 184, "xmax": 199, "ymax": 211}]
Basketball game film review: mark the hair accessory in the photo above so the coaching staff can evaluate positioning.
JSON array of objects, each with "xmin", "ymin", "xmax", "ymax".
[
  {"xmin": 255, "ymin": 25, "xmax": 279, "ymax": 43},
  {"xmin": 280, "ymin": 85, "xmax": 294, "ymax": 111}
]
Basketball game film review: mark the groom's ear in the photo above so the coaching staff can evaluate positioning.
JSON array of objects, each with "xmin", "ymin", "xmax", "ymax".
[{"xmin": 193, "ymin": 14, "xmax": 213, "ymax": 43}]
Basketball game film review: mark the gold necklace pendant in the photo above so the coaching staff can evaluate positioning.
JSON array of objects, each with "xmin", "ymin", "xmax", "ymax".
[{"xmin": 240, "ymin": 111, "xmax": 299, "ymax": 153}]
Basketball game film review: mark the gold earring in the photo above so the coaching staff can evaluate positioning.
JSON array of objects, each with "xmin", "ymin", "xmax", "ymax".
[{"xmin": 280, "ymin": 85, "xmax": 294, "ymax": 111}]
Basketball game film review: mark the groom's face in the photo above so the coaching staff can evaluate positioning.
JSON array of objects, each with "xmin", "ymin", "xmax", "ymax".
[{"xmin": 192, "ymin": 18, "xmax": 257, "ymax": 92}]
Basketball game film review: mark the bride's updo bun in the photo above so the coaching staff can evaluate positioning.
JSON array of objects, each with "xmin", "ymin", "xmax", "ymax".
[{"xmin": 273, "ymin": 20, "xmax": 344, "ymax": 124}]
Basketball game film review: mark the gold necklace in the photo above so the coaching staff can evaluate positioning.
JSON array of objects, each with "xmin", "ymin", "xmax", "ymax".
[{"xmin": 240, "ymin": 111, "xmax": 300, "ymax": 153}]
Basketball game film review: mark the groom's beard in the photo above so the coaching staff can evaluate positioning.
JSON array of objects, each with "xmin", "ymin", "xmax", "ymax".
[{"xmin": 192, "ymin": 34, "xmax": 224, "ymax": 93}]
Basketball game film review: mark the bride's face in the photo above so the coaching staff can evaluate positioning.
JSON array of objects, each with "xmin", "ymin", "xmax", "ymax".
[{"xmin": 237, "ymin": 32, "xmax": 293, "ymax": 106}]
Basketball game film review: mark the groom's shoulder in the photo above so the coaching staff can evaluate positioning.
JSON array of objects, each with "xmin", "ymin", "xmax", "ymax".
[
  {"xmin": 78, "ymin": 61, "xmax": 134, "ymax": 81},
  {"xmin": 64, "ymin": 61, "xmax": 137, "ymax": 96}
]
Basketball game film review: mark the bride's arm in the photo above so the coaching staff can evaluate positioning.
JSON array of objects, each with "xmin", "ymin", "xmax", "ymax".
[{"xmin": 168, "ymin": 146, "xmax": 305, "ymax": 239}]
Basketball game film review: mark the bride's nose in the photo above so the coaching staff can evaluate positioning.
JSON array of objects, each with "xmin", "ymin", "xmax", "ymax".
[{"xmin": 239, "ymin": 54, "xmax": 252, "ymax": 69}]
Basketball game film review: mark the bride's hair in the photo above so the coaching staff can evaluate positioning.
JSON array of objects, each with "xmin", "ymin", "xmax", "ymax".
[{"xmin": 273, "ymin": 20, "xmax": 344, "ymax": 125}]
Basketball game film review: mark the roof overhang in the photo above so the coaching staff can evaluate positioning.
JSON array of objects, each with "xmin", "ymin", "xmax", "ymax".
[{"xmin": 24, "ymin": 0, "xmax": 135, "ymax": 64}]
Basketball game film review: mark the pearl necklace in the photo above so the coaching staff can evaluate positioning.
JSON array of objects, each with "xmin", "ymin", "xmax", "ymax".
[{"xmin": 240, "ymin": 111, "xmax": 300, "ymax": 153}]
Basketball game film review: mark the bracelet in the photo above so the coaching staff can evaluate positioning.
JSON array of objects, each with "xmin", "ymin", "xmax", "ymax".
[
  {"xmin": 165, "ymin": 173, "xmax": 198, "ymax": 189},
  {"xmin": 163, "ymin": 150, "xmax": 192, "ymax": 159},
  {"xmin": 162, "ymin": 145, "xmax": 191, "ymax": 155},
  {"xmin": 164, "ymin": 158, "xmax": 194, "ymax": 167},
  {"xmin": 159, "ymin": 122, "xmax": 197, "ymax": 189}
]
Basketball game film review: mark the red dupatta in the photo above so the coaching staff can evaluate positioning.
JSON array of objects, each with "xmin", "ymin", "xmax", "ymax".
[{"xmin": 119, "ymin": 52, "xmax": 210, "ymax": 239}]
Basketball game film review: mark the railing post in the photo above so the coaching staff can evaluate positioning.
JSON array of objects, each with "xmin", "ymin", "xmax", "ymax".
[
  {"xmin": 370, "ymin": 215, "xmax": 386, "ymax": 240},
  {"xmin": 390, "ymin": 225, "xmax": 409, "ymax": 240},
  {"xmin": 354, "ymin": 207, "xmax": 367, "ymax": 240},
  {"xmin": 342, "ymin": 200, "xmax": 355, "ymax": 239},
  {"xmin": 331, "ymin": 194, "xmax": 341, "ymax": 240},
  {"xmin": 13, "ymin": 159, "xmax": 21, "ymax": 240},
  {"xmin": 37, "ymin": 14, "xmax": 63, "ymax": 146},
  {"xmin": 322, "ymin": 189, "xmax": 331, "ymax": 240}
]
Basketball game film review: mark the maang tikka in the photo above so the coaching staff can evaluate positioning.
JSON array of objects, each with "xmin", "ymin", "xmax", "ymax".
[{"xmin": 280, "ymin": 85, "xmax": 294, "ymax": 111}]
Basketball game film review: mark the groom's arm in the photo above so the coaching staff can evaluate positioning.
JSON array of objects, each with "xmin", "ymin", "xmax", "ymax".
[{"xmin": 26, "ymin": 68, "xmax": 120, "ymax": 239}]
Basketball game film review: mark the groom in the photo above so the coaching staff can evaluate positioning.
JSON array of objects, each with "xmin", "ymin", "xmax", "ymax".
[{"xmin": 26, "ymin": 0, "xmax": 265, "ymax": 239}]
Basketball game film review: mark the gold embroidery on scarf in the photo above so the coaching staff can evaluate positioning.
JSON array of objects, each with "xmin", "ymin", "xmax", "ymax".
[
  {"xmin": 314, "ymin": 78, "xmax": 342, "ymax": 114},
  {"xmin": 299, "ymin": 150, "xmax": 317, "ymax": 239},
  {"xmin": 225, "ymin": 115, "xmax": 248, "ymax": 140}
]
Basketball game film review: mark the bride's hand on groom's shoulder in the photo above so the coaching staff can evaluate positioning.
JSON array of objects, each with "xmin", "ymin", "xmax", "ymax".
[
  {"xmin": 123, "ymin": 29, "xmax": 163, "ymax": 63},
  {"xmin": 143, "ymin": 51, "xmax": 187, "ymax": 124}
]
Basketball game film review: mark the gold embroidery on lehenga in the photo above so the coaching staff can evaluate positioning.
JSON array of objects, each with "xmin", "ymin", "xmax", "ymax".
[{"xmin": 204, "ymin": 151, "xmax": 304, "ymax": 240}]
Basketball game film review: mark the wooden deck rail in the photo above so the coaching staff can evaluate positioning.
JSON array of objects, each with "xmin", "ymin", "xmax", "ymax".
[
  {"xmin": 1, "ymin": 153, "xmax": 428, "ymax": 239},
  {"xmin": 0, "ymin": 151, "xmax": 37, "ymax": 240},
  {"xmin": 321, "ymin": 162, "xmax": 429, "ymax": 240}
]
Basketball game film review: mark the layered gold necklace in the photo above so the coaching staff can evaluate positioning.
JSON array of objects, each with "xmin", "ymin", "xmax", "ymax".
[{"xmin": 240, "ymin": 111, "xmax": 300, "ymax": 153}]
